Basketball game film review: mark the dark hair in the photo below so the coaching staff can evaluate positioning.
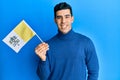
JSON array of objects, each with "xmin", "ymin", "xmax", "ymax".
[{"xmin": 54, "ymin": 2, "xmax": 73, "ymax": 18}]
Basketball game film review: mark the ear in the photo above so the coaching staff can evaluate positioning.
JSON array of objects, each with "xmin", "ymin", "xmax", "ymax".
[{"xmin": 71, "ymin": 16, "xmax": 74, "ymax": 23}]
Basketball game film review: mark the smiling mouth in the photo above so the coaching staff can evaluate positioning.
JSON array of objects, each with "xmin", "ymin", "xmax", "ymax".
[
  {"xmin": 61, "ymin": 26, "xmax": 67, "ymax": 30},
  {"xmin": 61, "ymin": 24, "xmax": 67, "ymax": 28}
]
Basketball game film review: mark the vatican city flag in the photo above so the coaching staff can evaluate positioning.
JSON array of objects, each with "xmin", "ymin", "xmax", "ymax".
[{"xmin": 2, "ymin": 20, "xmax": 43, "ymax": 53}]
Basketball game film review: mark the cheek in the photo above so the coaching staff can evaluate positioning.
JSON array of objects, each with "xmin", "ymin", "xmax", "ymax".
[
  {"xmin": 67, "ymin": 20, "xmax": 73, "ymax": 25},
  {"xmin": 55, "ymin": 20, "xmax": 60, "ymax": 24}
]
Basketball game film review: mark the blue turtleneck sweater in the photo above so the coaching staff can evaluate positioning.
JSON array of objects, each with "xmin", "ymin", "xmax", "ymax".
[{"xmin": 37, "ymin": 29, "xmax": 99, "ymax": 80}]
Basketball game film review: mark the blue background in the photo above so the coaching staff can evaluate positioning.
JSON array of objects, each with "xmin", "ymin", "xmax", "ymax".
[{"xmin": 0, "ymin": 0, "xmax": 120, "ymax": 80}]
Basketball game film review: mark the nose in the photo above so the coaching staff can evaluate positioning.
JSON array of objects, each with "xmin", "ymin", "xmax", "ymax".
[{"xmin": 61, "ymin": 17, "xmax": 65, "ymax": 23}]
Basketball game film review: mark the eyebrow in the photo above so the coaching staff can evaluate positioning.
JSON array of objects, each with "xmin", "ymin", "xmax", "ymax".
[
  {"xmin": 56, "ymin": 14, "xmax": 71, "ymax": 18},
  {"xmin": 65, "ymin": 14, "xmax": 71, "ymax": 17}
]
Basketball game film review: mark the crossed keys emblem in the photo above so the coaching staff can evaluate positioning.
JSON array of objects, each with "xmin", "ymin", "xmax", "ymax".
[{"xmin": 9, "ymin": 36, "xmax": 20, "ymax": 47}]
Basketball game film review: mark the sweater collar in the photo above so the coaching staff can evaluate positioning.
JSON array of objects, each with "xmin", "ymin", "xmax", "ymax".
[{"xmin": 57, "ymin": 29, "xmax": 75, "ymax": 40}]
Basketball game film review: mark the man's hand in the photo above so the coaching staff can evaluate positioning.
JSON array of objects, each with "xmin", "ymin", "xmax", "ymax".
[{"xmin": 35, "ymin": 43, "xmax": 49, "ymax": 61}]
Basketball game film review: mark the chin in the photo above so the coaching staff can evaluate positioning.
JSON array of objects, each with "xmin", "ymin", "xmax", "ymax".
[{"xmin": 62, "ymin": 30, "xmax": 69, "ymax": 34}]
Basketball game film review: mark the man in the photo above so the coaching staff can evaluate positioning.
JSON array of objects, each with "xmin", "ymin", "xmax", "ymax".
[{"xmin": 35, "ymin": 2, "xmax": 99, "ymax": 80}]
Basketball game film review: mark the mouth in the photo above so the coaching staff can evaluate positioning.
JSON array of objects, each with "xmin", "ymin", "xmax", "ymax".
[{"xmin": 61, "ymin": 24, "xmax": 67, "ymax": 29}]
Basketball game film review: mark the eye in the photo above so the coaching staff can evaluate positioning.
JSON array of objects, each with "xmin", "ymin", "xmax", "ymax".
[
  {"xmin": 65, "ymin": 15, "xmax": 71, "ymax": 18},
  {"xmin": 56, "ymin": 16, "xmax": 61, "ymax": 19}
]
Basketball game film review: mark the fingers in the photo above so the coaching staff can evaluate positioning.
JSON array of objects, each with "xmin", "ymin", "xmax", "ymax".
[
  {"xmin": 35, "ymin": 43, "xmax": 49, "ymax": 61},
  {"xmin": 36, "ymin": 43, "xmax": 49, "ymax": 53},
  {"xmin": 38, "ymin": 43, "xmax": 49, "ymax": 50}
]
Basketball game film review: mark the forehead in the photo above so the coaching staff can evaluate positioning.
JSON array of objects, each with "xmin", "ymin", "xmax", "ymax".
[{"xmin": 56, "ymin": 9, "xmax": 71, "ymax": 16}]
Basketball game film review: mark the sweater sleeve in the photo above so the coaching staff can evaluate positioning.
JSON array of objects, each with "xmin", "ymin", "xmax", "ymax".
[
  {"xmin": 85, "ymin": 39, "xmax": 99, "ymax": 80},
  {"xmin": 36, "ymin": 56, "xmax": 50, "ymax": 80}
]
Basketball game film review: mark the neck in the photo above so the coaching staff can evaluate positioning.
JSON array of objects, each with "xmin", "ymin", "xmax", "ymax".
[{"xmin": 57, "ymin": 29, "xmax": 75, "ymax": 40}]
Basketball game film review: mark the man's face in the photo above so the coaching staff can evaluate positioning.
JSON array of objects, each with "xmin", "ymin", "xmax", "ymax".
[{"xmin": 55, "ymin": 9, "xmax": 74, "ymax": 34}]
